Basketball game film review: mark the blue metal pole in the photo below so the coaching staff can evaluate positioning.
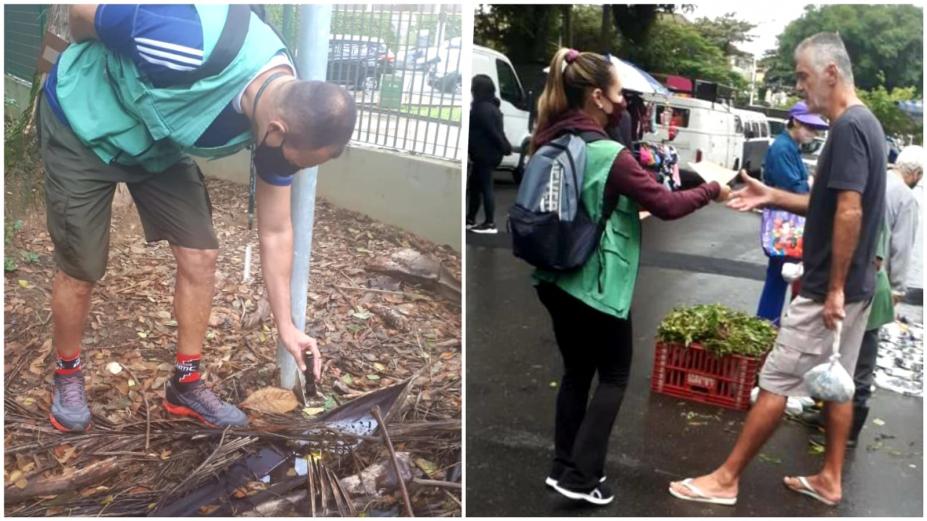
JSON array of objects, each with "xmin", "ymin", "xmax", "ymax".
[{"xmin": 277, "ymin": 4, "xmax": 332, "ymax": 391}]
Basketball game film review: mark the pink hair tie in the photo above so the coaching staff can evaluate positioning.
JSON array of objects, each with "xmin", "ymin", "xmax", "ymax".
[{"xmin": 565, "ymin": 49, "xmax": 580, "ymax": 64}]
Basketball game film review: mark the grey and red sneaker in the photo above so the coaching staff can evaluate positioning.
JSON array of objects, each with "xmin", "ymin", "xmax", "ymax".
[
  {"xmin": 50, "ymin": 371, "xmax": 92, "ymax": 432},
  {"xmin": 164, "ymin": 379, "xmax": 248, "ymax": 427}
]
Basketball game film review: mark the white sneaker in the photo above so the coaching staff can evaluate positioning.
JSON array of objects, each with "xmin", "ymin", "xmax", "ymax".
[{"xmin": 470, "ymin": 223, "xmax": 498, "ymax": 234}]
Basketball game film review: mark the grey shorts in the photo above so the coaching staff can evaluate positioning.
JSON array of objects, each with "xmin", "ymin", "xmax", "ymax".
[
  {"xmin": 759, "ymin": 295, "xmax": 872, "ymax": 398},
  {"xmin": 39, "ymin": 95, "xmax": 218, "ymax": 283}
]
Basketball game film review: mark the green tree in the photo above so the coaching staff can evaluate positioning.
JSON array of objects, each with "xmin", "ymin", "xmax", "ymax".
[
  {"xmin": 474, "ymin": 4, "xmax": 683, "ymax": 65},
  {"xmin": 858, "ymin": 86, "xmax": 923, "ymax": 142},
  {"xmin": 625, "ymin": 15, "xmax": 745, "ymax": 88},
  {"xmin": 571, "ymin": 5, "xmax": 621, "ymax": 55},
  {"xmin": 610, "ymin": 4, "xmax": 682, "ymax": 45},
  {"xmin": 692, "ymin": 12, "xmax": 756, "ymax": 56},
  {"xmin": 764, "ymin": 4, "xmax": 923, "ymax": 93},
  {"xmin": 474, "ymin": 4, "xmax": 561, "ymax": 64}
]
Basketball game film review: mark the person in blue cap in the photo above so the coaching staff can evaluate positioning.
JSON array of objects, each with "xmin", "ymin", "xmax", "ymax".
[{"xmin": 755, "ymin": 101, "xmax": 829, "ymax": 326}]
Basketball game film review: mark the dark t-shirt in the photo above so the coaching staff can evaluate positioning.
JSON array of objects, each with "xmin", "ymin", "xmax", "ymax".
[{"xmin": 800, "ymin": 105, "xmax": 886, "ymax": 303}]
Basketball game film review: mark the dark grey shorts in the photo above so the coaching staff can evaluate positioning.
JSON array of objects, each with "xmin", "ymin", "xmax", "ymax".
[{"xmin": 39, "ymin": 95, "xmax": 218, "ymax": 283}]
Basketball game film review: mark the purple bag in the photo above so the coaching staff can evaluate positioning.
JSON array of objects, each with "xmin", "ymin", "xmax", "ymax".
[{"xmin": 761, "ymin": 209, "xmax": 805, "ymax": 259}]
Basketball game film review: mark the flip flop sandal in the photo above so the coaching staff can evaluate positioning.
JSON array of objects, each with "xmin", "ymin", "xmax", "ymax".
[
  {"xmin": 668, "ymin": 478, "xmax": 737, "ymax": 506},
  {"xmin": 784, "ymin": 476, "xmax": 839, "ymax": 506}
]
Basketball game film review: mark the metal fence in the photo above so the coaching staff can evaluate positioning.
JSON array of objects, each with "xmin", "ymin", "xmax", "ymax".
[
  {"xmin": 4, "ymin": 5, "xmax": 47, "ymax": 82},
  {"xmin": 331, "ymin": 4, "xmax": 462, "ymax": 161},
  {"xmin": 269, "ymin": 4, "xmax": 463, "ymax": 162}
]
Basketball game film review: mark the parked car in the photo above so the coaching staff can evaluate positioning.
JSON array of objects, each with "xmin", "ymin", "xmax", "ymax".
[
  {"xmin": 767, "ymin": 117, "xmax": 788, "ymax": 137},
  {"xmin": 471, "ymin": 45, "xmax": 533, "ymax": 182},
  {"xmin": 428, "ymin": 70, "xmax": 461, "ymax": 95},
  {"xmin": 327, "ymin": 35, "xmax": 395, "ymax": 92},
  {"xmin": 641, "ymin": 94, "xmax": 745, "ymax": 187},
  {"xmin": 800, "ymin": 136, "xmax": 827, "ymax": 177},
  {"xmin": 736, "ymin": 109, "xmax": 770, "ymax": 179}
]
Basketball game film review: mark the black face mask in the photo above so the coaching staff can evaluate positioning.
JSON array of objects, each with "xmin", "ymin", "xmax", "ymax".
[
  {"xmin": 254, "ymin": 133, "xmax": 301, "ymax": 178},
  {"xmin": 251, "ymin": 70, "xmax": 301, "ymax": 178},
  {"xmin": 605, "ymin": 95, "xmax": 625, "ymax": 129}
]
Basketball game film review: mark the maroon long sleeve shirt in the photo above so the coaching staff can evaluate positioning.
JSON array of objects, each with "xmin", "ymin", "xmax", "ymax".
[
  {"xmin": 533, "ymin": 110, "xmax": 720, "ymax": 220},
  {"xmin": 605, "ymin": 149, "xmax": 720, "ymax": 220}
]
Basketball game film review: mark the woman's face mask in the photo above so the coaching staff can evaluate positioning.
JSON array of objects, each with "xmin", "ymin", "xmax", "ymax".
[
  {"xmin": 605, "ymin": 93, "xmax": 626, "ymax": 128},
  {"xmin": 600, "ymin": 66, "xmax": 625, "ymax": 128}
]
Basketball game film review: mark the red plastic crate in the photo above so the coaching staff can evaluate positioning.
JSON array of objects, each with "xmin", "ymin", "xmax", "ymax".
[{"xmin": 651, "ymin": 341, "xmax": 764, "ymax": 411}]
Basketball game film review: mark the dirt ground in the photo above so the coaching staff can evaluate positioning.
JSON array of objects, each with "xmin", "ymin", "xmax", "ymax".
[{"xmin": 4, "ymin": 175, "xmax": 461, "ymax": 516}]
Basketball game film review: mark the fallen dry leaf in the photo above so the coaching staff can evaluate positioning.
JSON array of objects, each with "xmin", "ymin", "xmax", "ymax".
[{"xmin": 239, "ymin": 387, "xmax": 299, "ymax": 414}]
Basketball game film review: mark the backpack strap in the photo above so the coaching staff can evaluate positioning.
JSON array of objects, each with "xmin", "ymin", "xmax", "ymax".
[
  {"xmin": 578, "ymin": 130, "xmax": 609, "ymax": 143},
  {"xmin": 182, "ymin": 4, "xmax": 252, "ymax": 84}
]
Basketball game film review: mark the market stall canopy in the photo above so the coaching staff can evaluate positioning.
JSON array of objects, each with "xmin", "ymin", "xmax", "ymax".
[
  {"xmin": 609, "ymin": 56, "xmax": 671, "ymax": 95},
  {"xmin": 543, "ymin": 55, "xmax": 670, "ymax": 95},
  {"xmin": 663, "ymin": 74, "xmax": 693, "ymax": 94}
]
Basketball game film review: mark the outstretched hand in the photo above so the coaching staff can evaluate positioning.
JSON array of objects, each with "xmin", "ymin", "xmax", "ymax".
[{"xmin": 726, "ymin": 170, "xmax": 773, "ymax": 212}]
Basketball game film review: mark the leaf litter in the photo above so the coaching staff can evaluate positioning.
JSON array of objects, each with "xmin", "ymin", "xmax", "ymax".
[{"xmin": 4, "ymin": 177, "xmax": 461, "ymax": 516}]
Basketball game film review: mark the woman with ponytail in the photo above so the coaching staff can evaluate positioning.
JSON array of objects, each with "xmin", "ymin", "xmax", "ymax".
[{"xmin": 531, "ymin": 48, "xmax": 731, "ymax": 506}]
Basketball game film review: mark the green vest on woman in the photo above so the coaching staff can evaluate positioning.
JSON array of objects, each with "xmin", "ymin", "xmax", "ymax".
[
  {"xmin": 53, "ymin": 5, "xmax": 287, "ymax": 173},
  {"xmin": 534, "ymin": 140, "xmax": 640, "ymax": 320}
]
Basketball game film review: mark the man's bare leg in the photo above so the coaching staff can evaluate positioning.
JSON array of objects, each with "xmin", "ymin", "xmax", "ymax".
[
  {"xmin": 783, "ymin": 400, "xmax": 849, "ymax": 503},
  {"xmin": 51, "ymin": 271, "xmax": 94, "ymax": 357},
  {"xmin": 165, "ymin": 245, "xmax": 247, "ymax": 427},
  {"xmin": 49, "ymin": 270, "xmax": 95, "ymax": 432},
  {"xmin": 171, "ymin": 246, "xmax": 218, "ymax": 357},
  {"xmin": 670, "ymin": 389, "xmax": 787, "ymax": 499}
]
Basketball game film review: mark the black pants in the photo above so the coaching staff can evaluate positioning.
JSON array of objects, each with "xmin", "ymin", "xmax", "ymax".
[
  {"xmin": 851, "ymin": 327, "xmax": 880, "ymax": 439},
  {"xmin": 466, "ymin": 161, "xmax": 495, "ymax": 225},
  {"xmin": 536, "ymin": 282, "xmax": 633, "ymax": 490}
]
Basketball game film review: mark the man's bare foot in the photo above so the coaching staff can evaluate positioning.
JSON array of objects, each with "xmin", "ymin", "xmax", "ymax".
[
  {"xmin": 669, "ymin": 471, "xmax": 738, "ymax": 501},
  {"xmin": 783, "ymin": 474, "xmax": 841, "ymax": 505}
]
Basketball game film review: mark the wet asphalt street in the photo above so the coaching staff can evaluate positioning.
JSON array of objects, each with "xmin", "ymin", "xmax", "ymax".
[{"xmin": 465, "ymin": 178, "xmax": 923, "ymax": 517}]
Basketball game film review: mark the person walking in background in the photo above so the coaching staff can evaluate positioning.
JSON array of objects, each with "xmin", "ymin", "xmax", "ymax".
[
  {"xmin": 756, "ymin": 101, "xmax": 829, "ymax": 325},
  {"xmin": 530, "ymin": 48, "xmax": 730, "ymax": 506},
  {"xmin": 467, "ymin": 74, "xmax": 511, "ymax": 234},
  {"xmin": 807, "ymin": 145, "xmax": 922, "ymax": 448},
  {"xmin": 670, "ymin": 32, "xmax": 886, "ymax": 507}
]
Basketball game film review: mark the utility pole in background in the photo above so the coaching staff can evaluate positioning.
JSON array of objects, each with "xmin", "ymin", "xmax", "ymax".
[{"xmin": 277, "ymin": 4, "xmax": 333, "ymax": 393}]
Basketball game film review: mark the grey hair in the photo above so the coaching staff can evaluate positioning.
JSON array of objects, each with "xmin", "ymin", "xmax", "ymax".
[
  {"xmin": 895, "ymin": 145, "xmax": 924, "ymax": 179},
  {"xmin": 794, "ymin": 32, "xmax": 855, "ymax": 85}
]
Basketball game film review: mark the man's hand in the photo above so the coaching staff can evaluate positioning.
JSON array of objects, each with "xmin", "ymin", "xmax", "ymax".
[
  {"xmin": 892, "ymin": 291, "xmax": 905, "ymax": 306},
  {"xmin": 280, "ymin": 325, "xmax": 322, "ymax": 381},
  {"xmin": 727, "ymin": 171, "xmax": 773, "ymax": 212},
  {"xmin": 823, "ymin": 289, "xmax": 846, "ymax": 330}
]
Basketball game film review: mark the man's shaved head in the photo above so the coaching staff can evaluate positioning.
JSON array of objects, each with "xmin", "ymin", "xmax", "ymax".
[{"xmin": 278, "ymin": 80, "xmax": 357, "ymax": 152}]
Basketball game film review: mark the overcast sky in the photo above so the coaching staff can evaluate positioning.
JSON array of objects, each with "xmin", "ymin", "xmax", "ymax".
[{"xmin": 684, "ymin": 2, "xmax": 812, "ymax": 57}]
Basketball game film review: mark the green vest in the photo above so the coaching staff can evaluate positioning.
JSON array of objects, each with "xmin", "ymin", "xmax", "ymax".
[
  {"xmin": 867, "ymin": 224, "xmax": 894, "ymax": 330},
  {"xmin": 534, "ymin": 140, "xmax": 640, "ymax": 319},
  {"xmin": 54, "ymin": 5, "xmax": 287, "ymax": 173}
]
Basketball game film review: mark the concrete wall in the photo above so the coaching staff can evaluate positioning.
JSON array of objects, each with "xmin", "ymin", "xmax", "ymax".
[
  {"xmin": 195, "ymin": 144, "xmax": 462, "ymax": 251},
  {"xmin": 5, "ymin": 75, "xmax": 34, "ymax": 120}
]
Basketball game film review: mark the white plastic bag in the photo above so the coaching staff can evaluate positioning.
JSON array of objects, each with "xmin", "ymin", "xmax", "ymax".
[{"xmin": 802, "ymin": 322, "xmax": 855, "ymax": 402}]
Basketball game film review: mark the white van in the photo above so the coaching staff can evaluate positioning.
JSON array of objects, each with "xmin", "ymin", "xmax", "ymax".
[
  {"xmin": 471, "ymin": 45, "xmax": 533, "ymax": 174},
  {"xmin": 736, "ymin": 108, "xmax": 770, "ymax": 178},
  {"xmin": 641, "ymin": 95, "xmax": 745, "ymax": 179}
]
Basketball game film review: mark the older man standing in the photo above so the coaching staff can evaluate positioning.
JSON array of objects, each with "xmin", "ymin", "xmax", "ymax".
[
  {"xmin": 669, "ymin": 32, "xmax": 886, "ymax": 507},
  {"xmin": 807, "ymin": 145, "xmax": 922, "ymax": 447}
]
